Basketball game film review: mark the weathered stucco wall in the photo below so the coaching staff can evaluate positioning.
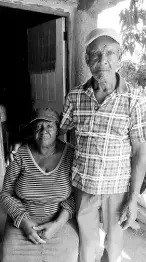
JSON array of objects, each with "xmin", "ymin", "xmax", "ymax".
[
  {"xmin": 74, "ymin": 9, "xmax": 95, "ymax": 85},
  {"xmin": 0, "ymin": 0, "xmax": 78, "ymax": 10}
]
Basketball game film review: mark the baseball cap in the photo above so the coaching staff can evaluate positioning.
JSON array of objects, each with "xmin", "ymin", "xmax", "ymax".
[
  {"xmin": 30, "ymin": 107, "xmax": 60, "ymax": 124},
  {"xmin": 85, "ymin": 28, "xmax": 121, "ymax": 47}
]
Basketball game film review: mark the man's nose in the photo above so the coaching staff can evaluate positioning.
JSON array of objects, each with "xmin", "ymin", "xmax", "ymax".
[
  {"xmin": 100, "ymin": 53, "xmax": 108, "ymax": 64},
  {"xmin": 40, "ymin": 125, "xmax": 46, "ymax": 131}
]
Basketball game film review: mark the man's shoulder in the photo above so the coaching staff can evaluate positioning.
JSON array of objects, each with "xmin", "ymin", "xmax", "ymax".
[
  {"xmin": 69, "ymin": 84, "xmax": 85, "ymax": 94},
  {"xmin": 68, "ymin": 78, "xmax": 92, "ymax": 95},
  {"xmin": 125, "ymin": 82, "xmax": 146, "ymax": 113},
  {"xmin": 126, "ymin": 82, "xmax": 146, "ymax": 100}
]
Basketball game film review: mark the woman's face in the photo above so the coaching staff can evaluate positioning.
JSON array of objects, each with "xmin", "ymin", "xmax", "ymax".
[{"xmin": 32, "ymin": 119, "xmax": 58, "ymax": 147}]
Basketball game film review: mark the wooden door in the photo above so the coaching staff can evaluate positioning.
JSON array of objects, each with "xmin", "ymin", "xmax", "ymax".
[{"xmin": 27, "ymin": 17, "xmax": 66, "ymax": 115}]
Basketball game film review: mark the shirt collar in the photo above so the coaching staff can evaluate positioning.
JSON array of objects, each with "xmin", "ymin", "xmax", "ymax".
[{"xmin": 83, "ymin": 73, "xmax": 128, "ymax": 96}]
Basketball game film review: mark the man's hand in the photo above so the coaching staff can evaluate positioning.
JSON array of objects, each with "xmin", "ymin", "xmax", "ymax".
[
  {"xmin": 119, "ymin": 197, "xmax": 137, "ymax": 230},
  {"xmin": 20, "ymin": 218, "xmax": 46, "ymax": 244},
  {"xmin": 6, "ymin": 143, "xmax": 22, "ymax": 165},
  {"xmin": 33, "ymin": 221, "xmax": 59, "ymax": 240}
]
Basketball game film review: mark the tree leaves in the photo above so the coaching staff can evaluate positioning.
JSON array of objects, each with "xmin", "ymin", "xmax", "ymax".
[
  {"xmin": 119, "ymin": 0, "xmax": 146, "ymax": 56},
  {"xmin": 119, "ymin": 60, "xmax": 146, "ymax": 88}
]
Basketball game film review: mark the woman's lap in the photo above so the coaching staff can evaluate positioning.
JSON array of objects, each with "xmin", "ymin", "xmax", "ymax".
[{"xmin": 1, "ymin": 218, "xmax": 79, "ymax": 262}]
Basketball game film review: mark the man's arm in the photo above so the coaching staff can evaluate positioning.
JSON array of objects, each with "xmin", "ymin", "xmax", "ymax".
[
  {"xmin": 58, "ymin": 128, "xmax": 67, "ymax": 136},
  {"xmin": 7, "ymin": 125, "xmax": 30, "ymax": 164},
  {"xmin": 7, "ymin": 143, "xmax": 22, "ymax": 164},
  {"xmin": 59, "ymin": 92, "xmax": 74, "ymax": 136},
  {"xmin": 130, "ymin": 142, "xmax": 146, "ymax": 198},
  {"xmin": 119, "ymin": 142, "xmax": 146, "ymax": 230}
]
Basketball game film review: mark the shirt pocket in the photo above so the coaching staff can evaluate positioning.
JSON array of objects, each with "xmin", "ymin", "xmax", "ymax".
[
  {"xmin": 110, "ymin": 115, "xmax": 130, "ymax": 136},
  {"xmin": 74, "ymin": 111, "xmax": 93, "ymax": 133}
]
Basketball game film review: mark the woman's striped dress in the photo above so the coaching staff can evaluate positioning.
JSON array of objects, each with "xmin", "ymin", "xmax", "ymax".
[{"xmin": 1, "ymin": 143, "xmax": 79, "ymax": 262}]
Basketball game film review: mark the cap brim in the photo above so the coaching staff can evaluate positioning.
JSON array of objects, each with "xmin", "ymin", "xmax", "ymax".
[
  {"xmin": 85, "ymin": 28, "xmax": 121, "ymax": 47},
  {"xmin": 30, "ymin": 116, "xmax": 59, "ymax": 124}
]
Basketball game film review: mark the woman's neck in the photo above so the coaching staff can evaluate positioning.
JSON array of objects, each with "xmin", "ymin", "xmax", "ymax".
[{"xmin": 31, "ymin": 140, "xmax": 57, "ymax": 157}]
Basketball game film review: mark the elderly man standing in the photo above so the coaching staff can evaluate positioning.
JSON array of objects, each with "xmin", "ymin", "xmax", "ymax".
[{"xmin": 60, "ymin": 28, "xmax": 146, "ymax": 262}]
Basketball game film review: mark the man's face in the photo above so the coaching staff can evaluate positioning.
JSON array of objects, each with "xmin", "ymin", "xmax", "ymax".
[{"xmin": 86, "ymin": 36, "xmax": 121, "ymax": 81}]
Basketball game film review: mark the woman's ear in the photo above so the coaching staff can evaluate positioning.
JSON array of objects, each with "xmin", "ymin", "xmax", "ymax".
[{"xmin": 85, "ymin": 53, "xmax": 89, "ymax": 67}]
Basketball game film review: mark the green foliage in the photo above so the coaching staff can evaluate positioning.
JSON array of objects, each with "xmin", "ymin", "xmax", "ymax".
[
  {"xmin": 119, "ymin": 0, "xmax": 146, "ymax": 88},
  {"xmin": 119, "ymin": 0, "xmax": 146, "ymax": 55},
  {"xmin": 119, "ymin": 60, "xmax": 146, "ymax": 88}
]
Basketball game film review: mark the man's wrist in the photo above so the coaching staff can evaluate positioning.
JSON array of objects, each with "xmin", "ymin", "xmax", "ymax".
[{"xmin": 129, "ymin": 191, "xmax": 139, "ymax": 200}]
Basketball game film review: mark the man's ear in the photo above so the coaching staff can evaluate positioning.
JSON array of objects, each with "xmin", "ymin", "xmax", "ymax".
[{"xmin": 85, "ymin": 53, "xmax": 89, "ymax": 67}]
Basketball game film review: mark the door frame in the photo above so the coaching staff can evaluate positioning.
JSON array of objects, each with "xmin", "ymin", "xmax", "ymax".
[
  {"xmin": 0, "ymin": 0, "xmax": 76, "ymax": 178},
  {"xmin": 0, "ymin": 1, "xmax": 70, "ymax": 16},
  {"xmin": 0, "ymin": 0, "xmax": 75, "ymax": 95}
]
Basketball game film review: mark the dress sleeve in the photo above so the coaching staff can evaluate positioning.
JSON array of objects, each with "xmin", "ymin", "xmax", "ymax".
[
  {"xmin": 1, "ymin": 153, "xmax": 30, "ymax": 228},
  {"xmin": 60, "ymin": 93, "xmax": 74, "ymax": 131},
  {"xmin": 130, "ymin": 98, "xmax": 146, "ymax": 144},
  {"xmin": 60, "ymin": 192, "xmax": 75, "ymax": 218}
]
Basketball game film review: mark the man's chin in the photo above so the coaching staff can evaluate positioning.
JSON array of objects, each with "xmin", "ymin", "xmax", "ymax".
[{"xmin": 94, "ymin": 72, "xmax": 110, "ymax": 81}]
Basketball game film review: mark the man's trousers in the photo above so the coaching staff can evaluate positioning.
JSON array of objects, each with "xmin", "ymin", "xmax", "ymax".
[{"xmin": 75, "ymin": 189, "xmax": 128, "ymax": 262}]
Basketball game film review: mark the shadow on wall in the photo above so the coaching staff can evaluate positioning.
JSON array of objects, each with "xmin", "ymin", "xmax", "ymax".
[{"xmin": 78, "ymin": 0, "xmax": 95, "ymax": 10}]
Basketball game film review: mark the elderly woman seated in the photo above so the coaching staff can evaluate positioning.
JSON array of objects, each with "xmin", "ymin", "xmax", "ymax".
[{"xmin": 1, "ymin": 107, "xmax": 79, "ymax": 262}]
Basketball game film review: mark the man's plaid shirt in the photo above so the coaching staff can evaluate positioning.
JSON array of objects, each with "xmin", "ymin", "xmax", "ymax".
[{"xmin": 60, "ymin": 75, "xmax": 146, "ymax": 194}]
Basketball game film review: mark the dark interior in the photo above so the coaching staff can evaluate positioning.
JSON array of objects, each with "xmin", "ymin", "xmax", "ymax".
[{"xmin": 0, "ymin": 6, "xmax": 59, "ymax": 142}]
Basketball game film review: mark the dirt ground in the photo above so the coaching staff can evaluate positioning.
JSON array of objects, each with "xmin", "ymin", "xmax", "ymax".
[
  {"xmin": 97, "ymin": 221, "xmax": 146, "ymax": 262},
  {"xmin": 122, "ymin": 222, "xmax": 146, "ymax": 262}
]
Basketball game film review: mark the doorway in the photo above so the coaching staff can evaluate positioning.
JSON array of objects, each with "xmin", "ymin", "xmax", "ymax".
[
  {"xmin": 0, "ymin": 5, "xmax": 67, "ymax": 145},
  {"xmin": 0, "ymin": 4, "xmax": 69, "ymax": 241}
]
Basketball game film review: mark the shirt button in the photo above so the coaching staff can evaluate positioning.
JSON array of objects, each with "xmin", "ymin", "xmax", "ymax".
[{"xmin": 94, "ymin": 106, "xmax": 99, "ymax": 111}]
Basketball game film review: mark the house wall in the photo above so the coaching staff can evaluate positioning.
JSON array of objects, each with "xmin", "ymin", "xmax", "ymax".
[{"xmin": 0, "ymin": 0, "xmax": 132, "ymax": 243}]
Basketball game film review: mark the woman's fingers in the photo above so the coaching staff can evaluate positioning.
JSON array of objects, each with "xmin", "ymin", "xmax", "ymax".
[
  {"xmin": 33, "ymin": 225, "xmax": 44, "ymax": 231},
  {"xmin": 28, "ymin": 232, "xmax": 46, "ymax": 244},
  {"xmin": 29, "ymin": 235, "xmax": 39, "ymax": 244},
  {"xmin": 37, "ymin": 236, "xmax": 46, "ymax": 244}
]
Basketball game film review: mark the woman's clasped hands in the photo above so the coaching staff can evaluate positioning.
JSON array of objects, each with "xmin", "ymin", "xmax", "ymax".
[
  {"xmin": 20, "ymin": 218, "xmax": 46, "ymax": 245},
  {"xmin": 33, "ymin": 221, "xmax": 59, "ymax": 240},
  {"xmin": 21, "ymin": 218, "xmax": 59, "ymax": 244}
]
